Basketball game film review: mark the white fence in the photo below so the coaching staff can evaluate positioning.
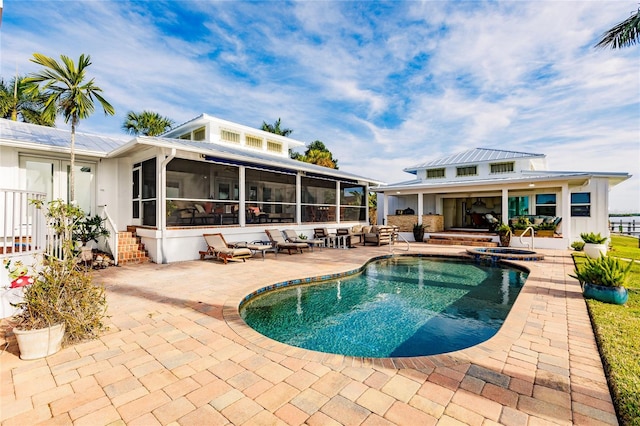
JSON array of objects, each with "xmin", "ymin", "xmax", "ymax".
[{"xmin": 0, "ymin": 189, "xmax": 47, "ymax": 258}]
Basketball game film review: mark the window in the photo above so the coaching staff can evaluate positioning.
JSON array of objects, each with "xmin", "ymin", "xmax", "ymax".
[
  {"xmin": 535, "ymin": 193, "xmax": 556, "ymax": 216},
  {"xmin": 340, "ymin": 182, "xmax": 366, "ymax": 222},
  {"xmin": 267, "ymin": 140, "xmax": 283, "ymax": 153},
  {"xmin": 508, "ymin": 196, "xmax": 529, "ymax": 217},
  {"xmin": 571, "ymin": 192, "xmax": 591, "ymax": 217},
  {"xmin": 301, "ymin": 177, "xmax": 336, "ymax": 223},
  {"xmin": 178, "ymin": 133, "xmax": 191, "ymax": 140},
  {"xmin": 426, "ymin": 168, "xmax": 445, "ymax": 179},
  {"xmin": 490, "ymin": 162, "xmax": 514, "ymax": 174},
  {"xmin": 245, "ymin": 135, "xmax": 263, "ymax": 149},
  {"xmin": 456, "ymin": 166, "xmax": 477, "ymax": 177},
  {"xmin": 220, "ymin": 129, "xmax": 240, "ymax": 143},
  {"xmin": 245, "ymin": 168, "xmax": 295, "ymax": 220},
  {"xmin": 193, "ymin": 127, "xmax": 206, "ymax": 141}
]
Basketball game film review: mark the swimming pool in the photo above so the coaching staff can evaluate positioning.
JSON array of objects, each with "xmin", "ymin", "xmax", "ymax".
[{"xmin": 240, "ymin": 256, "xmax": 528, "ymax": 358}]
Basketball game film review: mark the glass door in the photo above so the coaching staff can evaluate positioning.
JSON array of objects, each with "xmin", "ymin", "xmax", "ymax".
[{"xmin": 132, "ymin": 163, "xmax": 141, "ymax": 226}]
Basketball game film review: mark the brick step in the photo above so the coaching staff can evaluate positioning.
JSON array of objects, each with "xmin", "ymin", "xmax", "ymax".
[
  {"xmin": 429, "ymin": 235, "xmax": 494, "ymax": 242},
  {"xmin": 117, "ymin": 228, "xmax": 151, "ymax": 265},
  {"xmin": 425, "ymin": 239, "xmax": 499, "ymax": 247}
]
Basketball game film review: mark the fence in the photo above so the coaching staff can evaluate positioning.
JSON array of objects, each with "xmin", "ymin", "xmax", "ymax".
[
  {"xmin": 0, "ymin": 189, "xmax": 47, "ymax": 258},
  {"xmin": 609, "ymin": 219, "xmax": 640, "ymax": 236}
]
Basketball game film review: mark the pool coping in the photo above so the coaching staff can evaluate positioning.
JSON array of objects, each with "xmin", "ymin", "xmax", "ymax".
[{"xmin": 224, "ymin": 253, "xmax": 533, "ymax": 369}]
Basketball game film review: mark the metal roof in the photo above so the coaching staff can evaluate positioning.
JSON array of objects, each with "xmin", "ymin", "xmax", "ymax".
[
  {"xmin": 404, "ymin": 148, "xmax": 545, "ymax": 172},
  {"xmin": 117, "ymin": 136, "xmax": 382, "ymax": 184},
  {"xmin": 0, "ymin": 118, "xmax": 130, "ymax": 154},
  {"xmin": 0, "ymin": 119, "xmax": 381, "ymax": 184},
  {"xmin": 372, "ymin": 170, "xmax": 631, "ymax": 191}
]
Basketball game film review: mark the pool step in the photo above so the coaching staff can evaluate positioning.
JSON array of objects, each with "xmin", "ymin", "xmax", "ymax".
[{"xmin": 425, "ymin": 235, "xmax": 499, "ymax": 247}]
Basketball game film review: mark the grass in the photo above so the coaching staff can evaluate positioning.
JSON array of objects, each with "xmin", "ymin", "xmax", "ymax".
[{"xmin": 573, "ymin": 234, "xmax": 640, "ymax": 425}]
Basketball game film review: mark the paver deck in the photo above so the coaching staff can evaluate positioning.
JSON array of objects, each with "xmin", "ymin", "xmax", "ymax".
[{"xmin": 0, "ymin": 243, "xmax": 617, "ymax": 425}]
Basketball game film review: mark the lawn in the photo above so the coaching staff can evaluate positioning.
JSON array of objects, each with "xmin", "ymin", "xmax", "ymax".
[{"xmin": 573, "ymin": 234, "xmax": 640, "ymax": 426}]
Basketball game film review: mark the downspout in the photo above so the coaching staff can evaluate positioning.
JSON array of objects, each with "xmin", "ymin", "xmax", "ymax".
[{"xmin": 159, "ymin": 148, "xmax": 176, "ymax": 264}]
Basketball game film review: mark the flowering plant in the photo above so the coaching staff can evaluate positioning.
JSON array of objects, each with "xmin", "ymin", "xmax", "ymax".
[{"xmin": 3, "ymin": 259, "xmax": 35, "ymax": 288}]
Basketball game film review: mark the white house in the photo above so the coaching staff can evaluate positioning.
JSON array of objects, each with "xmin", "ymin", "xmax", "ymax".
[
  {"xmin": 0, "ymin": 115, "xmax": 380, "ymax": 267},
  {"xmin": 373, "ymin": 148, "xmax": 631, "ymax": 249}
]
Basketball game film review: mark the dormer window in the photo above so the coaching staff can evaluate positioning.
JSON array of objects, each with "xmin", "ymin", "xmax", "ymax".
[
  {"xmin": 490, "ymin": 162, "xmax": 514, "ymax": 174},
  {"xmin": 267, "ymin": 140, "xmax": 283, "ymax": 153},
  {"xmin": 193, "ymin": 127, "xmax": 206, "ymax": 141},
  {"xmin": 426, "ymin": 168, "xmax": 445, "ymax": 179},
  {"xmin": 221, "ymin": 129, "xmax": 240, "ymax": 143},
  {"xmin": 456, "ymin": 166, "xmax": 477, "ymax": 177},
  {"xmin": 245, "ymin": 135, "xmax": 263, "ymax": 149}
]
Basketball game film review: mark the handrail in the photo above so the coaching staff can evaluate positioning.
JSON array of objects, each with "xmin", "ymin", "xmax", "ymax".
[
  {"xmin": 518, "ymin": 226, "xmax": 535, "ymax": 249},
  {"xmin": 390, "ymin": 227, "xmax": 410, "ymax": 253},
  {"xmin": 98, "ymin": 205, "xmax": 119, "ymax": 265}
]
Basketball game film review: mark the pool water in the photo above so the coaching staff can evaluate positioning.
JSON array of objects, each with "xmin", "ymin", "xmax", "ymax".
[{"xmin": 240, "ymin": 257, "xmax": 528, "ymax": 358}]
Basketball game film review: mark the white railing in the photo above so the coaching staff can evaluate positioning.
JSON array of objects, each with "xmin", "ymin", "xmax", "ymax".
[
  {"xmin": 0, "ymin": 189, "xmax": 47, "ymax": 258},
  {"xmin": 518, "ymin": 226, "xmax": 535, "ymax": 249},
  {"xmin": 98, "ymin": 205, "xmax": 119, "ymax": 265}
]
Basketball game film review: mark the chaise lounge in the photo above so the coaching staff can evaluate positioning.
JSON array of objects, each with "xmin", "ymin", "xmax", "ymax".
[
  {"xmin": 265, "ymin": 229, "xmax": 309, "ymax": 254},
  {"xmin": 199, "ymin": 233, "xmax": 253, "ymax": 264}
]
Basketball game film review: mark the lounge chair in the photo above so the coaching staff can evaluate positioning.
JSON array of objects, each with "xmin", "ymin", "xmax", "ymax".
[
  {"xmin": 283, "ymin": 229, "xmax": 325, "ymax": 250},
  {"xmin": 363, "ymin": 226, "xmax": 394, "ymax": 246},
  {"xmin": 265, "ymin": 229, "xmax": 309, "ymax": 254},
  {"xmin": 199, "ymin": 233, "xmax": 253, "ymax": 264}
]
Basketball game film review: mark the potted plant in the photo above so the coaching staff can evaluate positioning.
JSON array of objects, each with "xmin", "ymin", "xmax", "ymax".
[
  {"xmin": 11, "ymin": 200, "xmax": 108, "ymax": 360},
  {"xmin": 413, "ymin": 223, "xmax": 425, "ymax": 242},
  {"xmin": 496, "ymin": 223, "xmax": 511, "ymax": 247},
  {"xmin": 512, "ymin": 217, "xmax": 532, "ymax": 236},
  {"xmin": 74, "ymin": 214, "xmax": 110, "ymax": 263},
  {"xmin": 571, "ymin": 254, "xmax": 633, "ymax": 305},
  {"xmin": 580, "ymin": 232, "xmax": 608, "ymax": 258},
  {"xmin": 534, "ymin": 222, "xmax": 556, "ymax": 238},
  {"xmin": 571, "ymin": 241, "xmax": 585, "ymax": 252}
]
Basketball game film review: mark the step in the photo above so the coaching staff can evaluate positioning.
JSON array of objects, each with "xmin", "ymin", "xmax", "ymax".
[{"xmin": 425, "ymin": 239, "xmax": 499, "ymax": 247}]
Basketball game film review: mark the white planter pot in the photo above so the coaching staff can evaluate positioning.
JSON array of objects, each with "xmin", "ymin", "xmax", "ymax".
[
  {"xmin": 584, "ymin": 243, "xmax": 607, "ymax": 258},
  {"xmin": 13, "ymin": 323, "xmax": 65, "ymax": 360}
]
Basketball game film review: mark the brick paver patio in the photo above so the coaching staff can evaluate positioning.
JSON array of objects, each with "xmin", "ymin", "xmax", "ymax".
[{"xmin": 0, "ymin": 243, "xmax": 617, "ymax": 425}]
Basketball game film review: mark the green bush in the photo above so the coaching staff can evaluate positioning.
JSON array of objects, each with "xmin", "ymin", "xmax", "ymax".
[
  {"xmin": 571, "ymin": 241, "xmax": 585, "ymax": 251},
  {"xmin": 581, "ymin": 232, "xmax": 608, "ymax": 244},
  {"xmin": 571, "ymin": 255, "xmax": 633, "ymax": 287}
]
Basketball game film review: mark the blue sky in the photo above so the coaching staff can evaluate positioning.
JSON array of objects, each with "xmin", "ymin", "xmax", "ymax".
[{"xmin": 1, "ymin": 0, "xmax": 639, "ymax": 212}]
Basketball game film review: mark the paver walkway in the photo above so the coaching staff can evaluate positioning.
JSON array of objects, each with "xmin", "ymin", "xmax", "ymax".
[{"xmin": 0, "ymin": 244, "xmax": 617, "ymax": 425}]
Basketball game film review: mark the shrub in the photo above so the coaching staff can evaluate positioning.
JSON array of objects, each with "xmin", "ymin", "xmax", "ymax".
[
  {"xmin": 580, "ymin": 232, "xmax": 607, "ymax": 244},
  {"xmin": 571, "ymin": 255, "xmax": 633, "ymax": 287},
  {"xmin": 571, "ymin": 241, "xmax": 585, "ymax": 251}
]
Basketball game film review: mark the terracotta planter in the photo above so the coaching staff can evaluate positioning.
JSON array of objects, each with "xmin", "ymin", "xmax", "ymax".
[
  {"xmin": 498, "ymin": 232, "xmax": 511, "ymax": 247},
  {"xmin": 13, "ymin": 323, "xmax": 65, "ymax": 360},
  {"xmin": 583, "ymin": 283, "xmax": 628, "ymax": 305},
  {"xmin": 584, "ymin": 243, "xmax": 607, "ymax": 258},
  {"xmin": 535, "ymin": 230, "xmax": 554, "ymax": 238}
]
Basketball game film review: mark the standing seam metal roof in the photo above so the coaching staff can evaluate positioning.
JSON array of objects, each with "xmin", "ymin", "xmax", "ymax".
[{"xmin": 404, "ymin": 148, "xmax": 545, "ymax": 171}]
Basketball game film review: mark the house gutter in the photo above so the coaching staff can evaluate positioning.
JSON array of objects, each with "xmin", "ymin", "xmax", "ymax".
[{"xmin": 159, "ymin": 148, "xmax": 176, "ymax": 264}]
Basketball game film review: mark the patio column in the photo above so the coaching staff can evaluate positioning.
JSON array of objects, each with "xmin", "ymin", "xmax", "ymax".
[
  {"xmin": 417, "ymin": 193, "xmax": 423, "ymax": 225},
  {"xmin": 239, "ymin": 166, "xmax": 246, "ymax": 226},
  {"xmin": 296, "ymin": 173, "xmax": 301, "ymax": 224},
  {"xmin": 501, "ymin": 188, "xmax": 509, "ymax": 224},
  {"xmin": 335, "ymin": 181, "xmax": 341, "ymax": 224},
  {"xmin": 561, "ymin": 183, "xmax": 571, "ymax": 242},
  {"xmin": 383, "ymin": 192, "xmax": 389, "ymax": 225}
]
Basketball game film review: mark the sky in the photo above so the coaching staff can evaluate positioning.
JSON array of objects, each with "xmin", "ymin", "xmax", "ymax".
[{"xmin": 1, "ymin": 0, "xmax": 639, "ymax": 213}]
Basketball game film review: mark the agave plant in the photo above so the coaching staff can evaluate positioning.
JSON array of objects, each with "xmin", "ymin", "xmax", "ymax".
[{"xmin": 571, "ymin": 255, "xmax": 633, "ymax": 287}]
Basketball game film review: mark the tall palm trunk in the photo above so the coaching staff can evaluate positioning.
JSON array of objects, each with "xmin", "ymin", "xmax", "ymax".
[{"xmin": 70, "ymin": 116, "xmax": 77, "ymax": 202}]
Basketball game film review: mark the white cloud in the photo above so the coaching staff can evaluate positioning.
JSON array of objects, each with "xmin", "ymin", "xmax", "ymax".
[{"xmin": 1, "ymin": 0, "xmax": 637, "ymax": 211}]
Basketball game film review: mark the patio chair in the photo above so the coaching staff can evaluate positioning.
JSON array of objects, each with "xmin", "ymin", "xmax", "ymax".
[
  {"xmin": 265, "ymin": 229, "xmax": 309, "ymax": 254},
  {"xmin": 199, "ymin": 233, "xmax": 253, "ymax": 264},
  {"xmin": 283, "ymin": 229, "xmax": 325, "ymax": 250}
]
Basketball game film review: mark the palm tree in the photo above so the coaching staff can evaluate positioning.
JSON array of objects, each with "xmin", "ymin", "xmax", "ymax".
[
  {"xmin": 122, "ymin": 110, "xmax": 174, "ymax": 136},
  {"xmin": 23, "ymin": 53, "xmax": 115, "ymax": 202},
  {"xmin": 595, "ymin": 8, "xmax": 640, "ymax": 49},
  {"xmin": 0, "ymin": 75, "xmax": 54, "ymax": 125},
  {"xmin": 261, "ymin": 118, "xmax": 293, "ymax": 136}
]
